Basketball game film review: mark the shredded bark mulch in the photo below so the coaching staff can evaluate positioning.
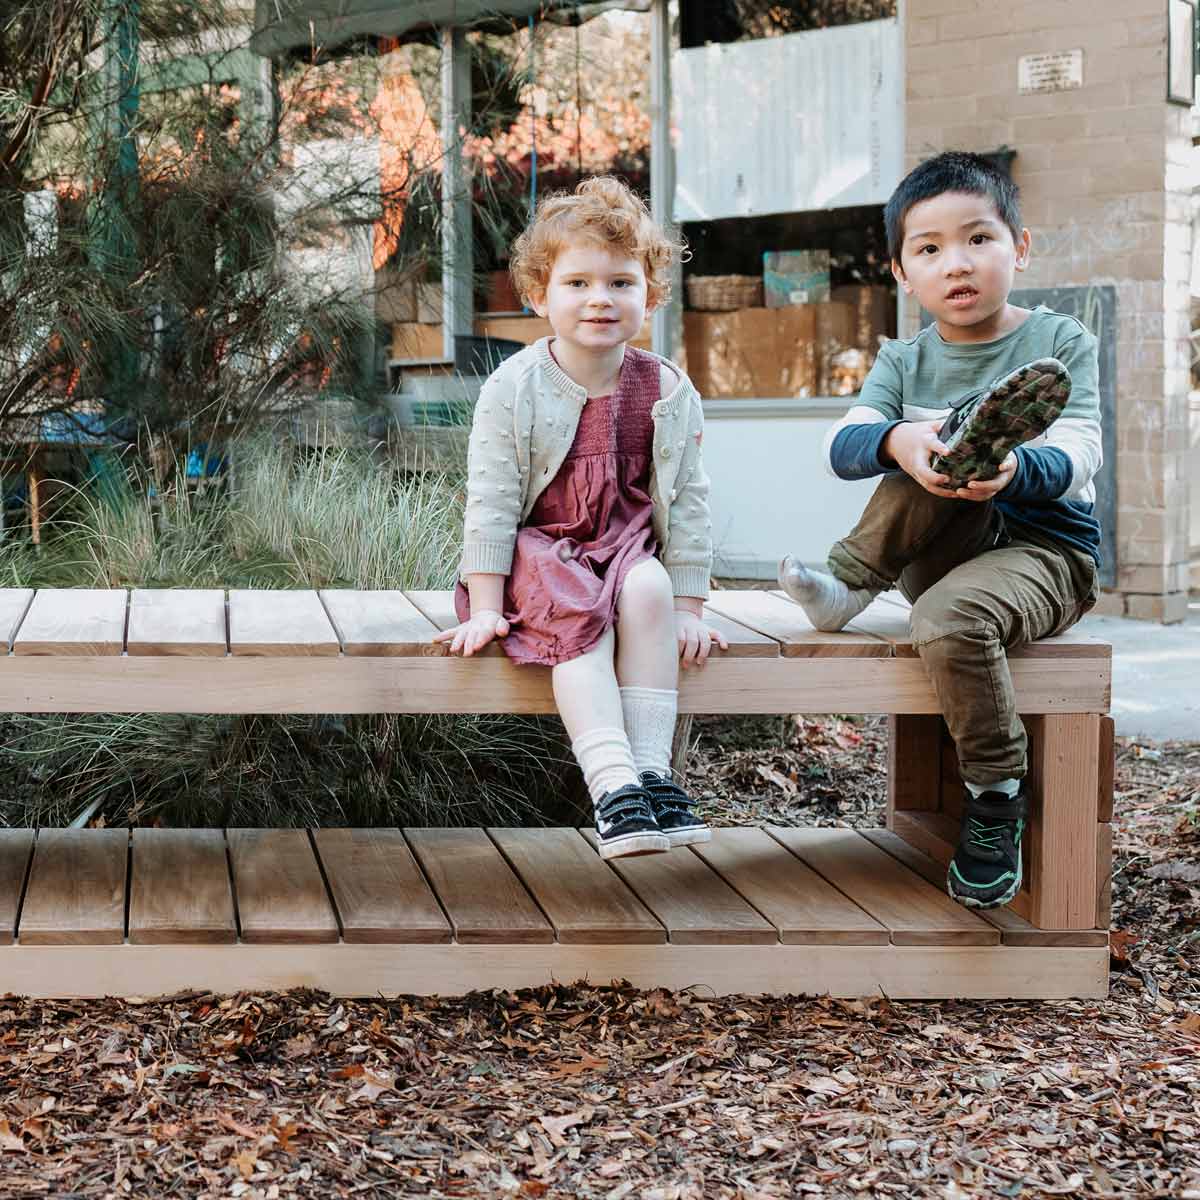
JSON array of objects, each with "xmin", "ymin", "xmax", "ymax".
[{"xmin": 1, "ymin": 718, "xmax": 1197, "ymax": 1198}]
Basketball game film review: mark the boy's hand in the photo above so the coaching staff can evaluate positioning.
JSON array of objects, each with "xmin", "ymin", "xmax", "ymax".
[
  {"xmin": 434, "ymin": 610, "xmax": 510, "ymax": 656},
  {"xmin": 883, "ymin": 420, "xmax": 959, "ymax": 499},
  {"xmin": 953, "ymin": 452, "xmax": 1016, "ymax": 501},
  {"xmin": 675, "ymin": 610, "xmax": 729, "ymax": 668}
]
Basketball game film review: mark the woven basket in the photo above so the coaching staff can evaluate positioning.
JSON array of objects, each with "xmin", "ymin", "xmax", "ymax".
[{"xmin": 686, "ymin": 274, "xmax": 764, "ymax": 312}]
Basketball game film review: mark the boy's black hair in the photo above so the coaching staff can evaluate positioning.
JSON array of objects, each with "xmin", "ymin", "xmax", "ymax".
[{"xmin": 884, "ymin": 151, "xmax": 1022, "ymax": 263}]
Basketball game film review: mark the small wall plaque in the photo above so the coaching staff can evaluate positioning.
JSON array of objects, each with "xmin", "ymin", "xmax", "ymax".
[
  {"xmin": 1018, "ymin": 49, "xmax": 1084, "ymax": 94},
  {"xmin": 1167, "ymin": 0, "xmax": 1196, "ymax": 105}
]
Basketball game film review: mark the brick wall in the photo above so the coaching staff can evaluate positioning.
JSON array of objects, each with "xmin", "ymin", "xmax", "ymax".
[{"xmin": 903, "ymin": 0, "xmax": 1192, "ymax": 622}]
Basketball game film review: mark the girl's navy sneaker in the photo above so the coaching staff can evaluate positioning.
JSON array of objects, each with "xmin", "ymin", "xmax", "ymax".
[
  {"xmin": 639, "ymin": 771, "xmax": 712, "ymax": 847},
  {"xmin": 593, "ymin": 783, "xmax": 669, "ymax": 859}
]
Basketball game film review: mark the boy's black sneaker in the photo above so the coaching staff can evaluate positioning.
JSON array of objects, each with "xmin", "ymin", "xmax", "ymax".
[
  {"xmin": 593, "ymin": 783, "xmax": 669, "ymax": 859},
  {"xmin": 932, "ymin": 357, "xmax": 1071, "ymax": 486},
  {"xmin": 947, "ymin": 789, "xmax": 1028, "ymax": 909},
  {"xmin": 639, "ymin": 771, "xmax": 712, "ymax": 847}
]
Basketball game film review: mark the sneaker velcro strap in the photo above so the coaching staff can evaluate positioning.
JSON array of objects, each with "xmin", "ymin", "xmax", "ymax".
[
  {"xmin": 597, "ymin": 783, "xmax": 653, "ymax": 823},
  {"xmin": 640, "ymin": 772, "xmax": 695, "ymax": 813},
  {"xmin": 963, "ymin": 791, "xmax": 1028, "ymax": 823}
]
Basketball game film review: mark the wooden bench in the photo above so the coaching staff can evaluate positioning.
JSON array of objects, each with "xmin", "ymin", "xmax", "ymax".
[{"xmin": 0, "ymin": 587, "xmax": 1112, "ymax": 1000}]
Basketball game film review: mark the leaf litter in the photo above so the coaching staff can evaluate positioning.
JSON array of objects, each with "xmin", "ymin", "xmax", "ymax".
[{"xmin": 0, "ymin": 717, "xmax": 1196, "ymax": 1198}]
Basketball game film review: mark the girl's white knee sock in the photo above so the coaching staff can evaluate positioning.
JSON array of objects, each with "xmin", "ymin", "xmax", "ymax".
[
  {"xmin": 619, "ymin": 686, "xmax": 678, "ymax": 777},
  {"xmin": 571, "ymin": 727, "xmax": 640, "ymax": 806}
]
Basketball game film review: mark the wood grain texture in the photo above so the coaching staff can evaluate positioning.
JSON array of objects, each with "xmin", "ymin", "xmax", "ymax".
[
  {"xmin": 887, "ymin": 715, "xmax": 944, "ymax": 819},
  {"xmin": 19, "ymin": 829, "xmax": 127, "ymax": 945},
  {"xmin": 321, "ymin": 591, "xmax": 446, "ymax": 657},
  {"xmin": 1025, "ymin": 713, "xmax": 1101, "ymax": 929},
  {"xmin": 13, "ymin": 589, "xmax": 127, "ymax": 656},
  {"xmin": 705, "ymin": 591, "xmax": 889, "ymax": 658},
  {"xmin": 228, "ymin": 591, "xmax": 339, "ymax": 657},
  {"xmin": 1096, "ymin": 823, "xmax": 1112, "ymax": 929},
  {"xmin": 405, "ymin": 827, "xmax": 553, "ymax": 944},
  {"xmin": 0, "ymin": 942, "xmax": 1109, "ymax": 1001},
  {"xmin": 0, "ymin": 651, "xmax": 1111, "ymax": 716},
  {"xmin": 768, "ymin": 827, "xmax": 998, "ymax": 947},
  {"xmin": 488, "ymin": 827, "xmax": 665, "ymax": 944},
  {"xmin": 861, "ymin": 828, "xmax": 1108, "ymax": 948},
  {"xmin": 127, "ymin": 589, "xmax": 227, "ymax": 656},
  {"xmin": 692, "ymin": 828, "xmax": 888, "ymax": 945},
  {"xmin": 0, "ymin": 829, "xmax": 34, "ymax": 945},
  {"xmin": 129, "ymin": 829, "xmax": 236, "ymax": 944},
  {"xmin": 312, "ymin": 829, "xmax": 451, "ymax": 943},
  {"xmin": 699, "ymin": 607, "xmax": 781, "ymax": 658},
  {"xmin": 0, "ymin": 589, "xmax": 35, "ymax": 650},
  {"xmin": 227, "ymin": 830, "xmax": 338, "ymax": 943},
  {"xmin": 580, "ymin": 828, "xmax": 777, "ymax": 945}
]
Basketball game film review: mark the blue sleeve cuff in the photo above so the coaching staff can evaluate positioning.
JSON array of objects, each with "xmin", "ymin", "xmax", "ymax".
[
  {"xmin": 1003, "ymin": 445, "xmax": 1073, "ymax": 502},
  {"xmin": 829, "ymin": 421, "xmax": 905, "ymax": 480}
]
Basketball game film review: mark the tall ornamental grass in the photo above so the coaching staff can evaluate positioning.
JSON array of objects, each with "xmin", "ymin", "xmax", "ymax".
[{"xmin": 0, "ymin": 444, "xmax": 578, "ymax": 829}]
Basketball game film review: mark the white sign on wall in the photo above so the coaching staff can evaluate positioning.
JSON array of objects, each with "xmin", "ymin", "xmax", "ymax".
[
  {"xmin": 671, "ymin": 19, "xmax": 903, "ymax": 221},
  {"xmin": 1018, "ymin": 49, "xmax": 1083, "ymax": 94}
]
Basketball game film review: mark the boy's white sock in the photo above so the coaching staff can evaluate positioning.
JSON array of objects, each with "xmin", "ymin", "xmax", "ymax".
[
  {"xmin": 965, "ymin": 777, "xmax": 1022, "ymax": 799},
  {"xmin": 571, "ymin": 727, "xmax": 640, "ymax": 806},
  {"xmin": 778, "ymin": 556, "xmax": 877, "ymax": 632},
  {"xmin": 619, "ymin": 686, "xmax": 677, "ymax": 777}
]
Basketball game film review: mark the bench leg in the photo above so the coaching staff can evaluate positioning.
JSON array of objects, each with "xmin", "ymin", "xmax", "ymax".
[
  {"xmin": 1024, "ymin": 713, "xmax": 1101, "ymax": 930},
  {"xmin": 886, "ymin": 715, "xmax": 943, "ymax": 822}
]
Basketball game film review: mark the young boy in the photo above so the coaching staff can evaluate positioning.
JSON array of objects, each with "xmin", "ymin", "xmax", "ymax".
[{"xmin": 780, "ymin": 151, "xmax": 1101, "ymax": 910}]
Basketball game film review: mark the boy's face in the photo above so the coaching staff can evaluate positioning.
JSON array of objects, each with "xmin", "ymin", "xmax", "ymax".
[
  {"xmin": 531, "ymin": 241, "xmax": 651, "ymax": 355},
  {"xmin": 892, "ymin": 191, "xmax": 1031, "ymax": 343}
]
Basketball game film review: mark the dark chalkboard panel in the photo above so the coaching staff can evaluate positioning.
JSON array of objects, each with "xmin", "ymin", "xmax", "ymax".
[{"xmin": 921, "ymin": 286, "xmax": 1117, "ymax": 585}]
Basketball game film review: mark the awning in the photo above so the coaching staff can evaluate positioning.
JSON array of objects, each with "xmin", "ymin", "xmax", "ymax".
[{"xmin": 250, "ymin": 0, "xmax": 650, "ymax": 56}]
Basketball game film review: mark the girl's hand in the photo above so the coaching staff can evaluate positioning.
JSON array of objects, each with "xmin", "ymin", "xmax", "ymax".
[
  {"xmin": 675, "ymin": 610, "xmax": 729, "ymax": 668},
  {"xmin": 434, "ymin": 610, "xmax": 510, "ymax": 657},
  {"xmin": 952, "ymin": 452, "xmax": 1016, "ymax": 501},
  {"xmin": 883, "ymin": 420, "xmax": 959, "ymax": 499}
]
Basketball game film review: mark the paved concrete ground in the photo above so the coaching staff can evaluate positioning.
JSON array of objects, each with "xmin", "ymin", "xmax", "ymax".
[{"xmin": 1077, "ymin": 601, "xmax": 1200, "ymax": 742}]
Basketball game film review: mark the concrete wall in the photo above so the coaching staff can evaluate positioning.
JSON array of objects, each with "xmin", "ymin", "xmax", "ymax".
[{"xmin": 904, "ymin": 0, "xmax": 1192, "ymax": 622}]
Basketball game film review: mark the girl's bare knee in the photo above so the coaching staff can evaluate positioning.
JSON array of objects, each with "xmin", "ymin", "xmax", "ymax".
[{"xmin": 617, "ymin": 559, "xmax": 674, "ymax": 628}]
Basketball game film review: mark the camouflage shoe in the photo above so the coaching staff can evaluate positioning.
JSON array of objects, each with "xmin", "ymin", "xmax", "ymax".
[{"xmin": 932, "ymin": 357, "xmax": 1071, "ymax": 487}]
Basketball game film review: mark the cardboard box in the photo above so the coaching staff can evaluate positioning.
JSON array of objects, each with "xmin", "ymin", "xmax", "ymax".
[
  {"xmin": 831, "ymin": 284, "xmax": 895, "ymax": 352},
  {"xmin": 815, "ymin": 300, "xmax": 856, "ymax": 395},
  {"xmin": 763, "ymin": 250, "xmax": 831, "ymax": 307},
  {"xmin": 683, "ymin": 306, "xmax": 817, "ymax": 398}
]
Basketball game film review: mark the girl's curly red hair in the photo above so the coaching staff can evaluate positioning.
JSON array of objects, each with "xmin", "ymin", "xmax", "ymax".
[{"xmin": 510, "ymin": 176, "xmax": 684, "ymax": 309}]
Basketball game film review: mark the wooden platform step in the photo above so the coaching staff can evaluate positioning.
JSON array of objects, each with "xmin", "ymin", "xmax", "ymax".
[{"xmin": 0, "ymin": 827, "xmax": 1108, "ymax": 1000}]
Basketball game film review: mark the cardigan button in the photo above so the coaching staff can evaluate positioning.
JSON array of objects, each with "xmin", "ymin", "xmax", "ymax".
[{"xmin": 660, "ymin": 446, "xmax": 672, "ymax": 460}]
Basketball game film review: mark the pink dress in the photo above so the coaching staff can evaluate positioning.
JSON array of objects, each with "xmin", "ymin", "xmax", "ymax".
[{"xmin": 455, "ymin": 347, "xmax": 660, "ymax": 666}]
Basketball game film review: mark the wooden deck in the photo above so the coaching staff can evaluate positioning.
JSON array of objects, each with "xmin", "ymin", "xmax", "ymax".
[{"xmin": 0, "ymin": 825, "xmax": 1108, "ymax": 1000}]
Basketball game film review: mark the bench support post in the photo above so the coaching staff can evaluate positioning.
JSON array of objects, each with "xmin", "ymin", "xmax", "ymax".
[{"xmin": 887, "ymin": 712, "xmax": 1111, "ymax": 931}]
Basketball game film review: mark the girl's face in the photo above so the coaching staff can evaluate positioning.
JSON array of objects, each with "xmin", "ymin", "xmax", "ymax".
[{"xmin": 532, "ymin": 241, "xmax": 652, "ymax": 354}]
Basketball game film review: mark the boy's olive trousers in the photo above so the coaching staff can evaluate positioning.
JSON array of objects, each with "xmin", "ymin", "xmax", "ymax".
[{"xmin": 827, "ymin": 474, "xmax": 1098, "ymax": 788}]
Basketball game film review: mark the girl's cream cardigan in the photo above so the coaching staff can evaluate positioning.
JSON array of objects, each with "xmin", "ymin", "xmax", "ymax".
[{"xmin": 458, "ymin": 337, "xmax": 713, "ymax": 599}]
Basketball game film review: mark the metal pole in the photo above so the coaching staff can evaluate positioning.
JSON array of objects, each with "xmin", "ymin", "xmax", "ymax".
[
  {"xmin": 649, "ymin": 0, "xmax": 681, "ymax": 362},
  {"xmin": 441, "ymin": 26, "xmax": 473, "ymax": 365}
]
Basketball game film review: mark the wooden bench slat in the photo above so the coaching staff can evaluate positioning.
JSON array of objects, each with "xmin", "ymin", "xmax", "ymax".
[
  {"xmin": 13, "ymin": 589, "xmax": 128, "ymax": 656},
  {"xmin": 699, "ymin": 607, "xmax": 781, "ymax": 657},
  {"xmin": 129, "ymin": 829, "xmax": 236, "ymax": 944},
  {"xmin": 0, "ymin": 830, "xmax": 34, "ymax": 945},
  {"xmin": 847, "ymin": 592, "xmax": 1113, "ymax": 660},
  {"xmin": 312, "ymin": 829, "xmax": 451, "ymax": 943},
  {"xmin": 405, "ymin": 827, "xmax": 554, "ymax": 944},
  {"xmin": 127, "ymin": 589, "xmax": 227, "ymax": 657},
  {"xmin": 19, "ymin": 829, "xmax": 128, "ymax": 945},
  {"xmin": 320, "ymin": 591, "xmax": 445, "ymax": 657},
  {"xmin": 693, "ymin": 828, "xmax": 889, "ymax": 945},
  {"xmin": 860, "ymin": 828, "xmax": 1108, "ymax": 948},
  {"xmin": 580, "ymin": 829, "xmax": 777, "ymax": 945},
  {"xmin": 488, "ymin": 827, "xmax": 665, "ymax": 944},
  {"xmin": 705, "ymin": 591, "xmax": 889, "ymax": 658},
  {"xmin": 0, "ymin": 589, "xmax": 35, "ymax": 650},
  {"xmin": 228, "ymin": 591, "xmax": 339, "ymax": 657},
  {"xmin": 767, "ymin": 827, "xmax": 998, "ymax": 946},
  {"xmin": 227, "ymin": 830, "xmax": 338, "ymax": 943}
]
